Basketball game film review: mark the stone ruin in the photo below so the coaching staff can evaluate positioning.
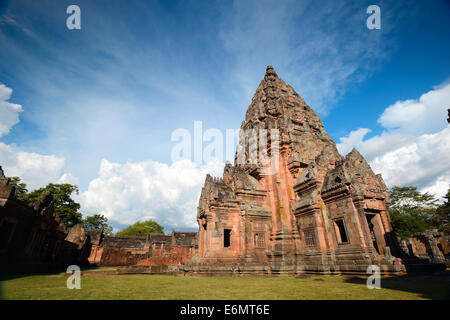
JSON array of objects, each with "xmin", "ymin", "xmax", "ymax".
[
  {"xmin": 87, "ymin": 229, "xmax": 197, "ymax": 268},
  {"xmin": 0, "ymin": 167, "xmax": 91, "ymax": 273},
  {"xmin": 0, "ymin": 164, "xmax": 197, "ymax": 274},
  {"xmin": 181, "ymin": 66, "xmax": 446, "ymax": 276},
  {"xmin": 1, "ymin": 66, "xmax": 447, "ymax": 276},
  {"xmin": 398, "ymin": 229, "xmax": 448, "ymax": 272}
]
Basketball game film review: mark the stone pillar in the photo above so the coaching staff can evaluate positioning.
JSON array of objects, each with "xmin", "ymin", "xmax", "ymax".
[{"xmin": 356, "ymin": 203, "xmax": 373, "ymax": 251}]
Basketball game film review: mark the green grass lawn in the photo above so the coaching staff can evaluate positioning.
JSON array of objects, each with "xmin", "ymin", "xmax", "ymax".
[{"xmin": 1, "ymin": 270, "xmax": 449, "ymax": 300}]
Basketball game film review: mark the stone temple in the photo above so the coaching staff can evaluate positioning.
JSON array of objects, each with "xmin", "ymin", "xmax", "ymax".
[
  {"xmin": 186, "ymin": 65, "xmax": 405, "ymax": 275},
  {"xmin": 1, "ymin": 66, "xmax": 447, "ymax": 275}
]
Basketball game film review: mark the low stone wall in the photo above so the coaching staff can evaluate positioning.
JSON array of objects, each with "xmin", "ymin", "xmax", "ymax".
[
  {"xmin": 87, "ymin": 230, "xmax": 197, "ymax": 267},
  {"xmin": 400, "ymin": 229, "xmax": 447, "ymax": 264},
  {"xmin": 117, "ymin": 265, "xmax": 180, "ymax": 275}
]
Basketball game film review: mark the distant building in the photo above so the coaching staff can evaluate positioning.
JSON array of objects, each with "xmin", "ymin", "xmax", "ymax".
[{"xmin": 86, "ymin": 230, "xmax": 197, "ymax": 267}]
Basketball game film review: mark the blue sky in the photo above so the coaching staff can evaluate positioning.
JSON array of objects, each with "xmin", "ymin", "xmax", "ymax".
[{"xmin": 1, "ymin": 0, "xmax": 449, "ymax": 232}]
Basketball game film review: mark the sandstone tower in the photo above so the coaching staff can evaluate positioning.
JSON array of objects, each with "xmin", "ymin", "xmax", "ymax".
[{"xmin": 189, "ymin": 66, "xmax": 404, "ymax": 275}]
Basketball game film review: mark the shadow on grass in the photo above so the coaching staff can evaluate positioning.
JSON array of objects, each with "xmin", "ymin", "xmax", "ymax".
[
  {"xmin": 343, "ymin": 271, "xmax": 450, "ymax": 300},
  {"xmin": 0, "ymin": 272, "xmax": 34, "ymax": 300},
  {"xmin": 0, "ymin": 264, "xmax": 109, "ymax": 300},
  {"xmin": 0, "ymin": 264, "xmax": 104, "ymax": 283}
]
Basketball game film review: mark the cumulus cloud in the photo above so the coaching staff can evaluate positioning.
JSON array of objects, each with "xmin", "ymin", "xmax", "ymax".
[
  {"xmin": 0, "ymin": 83, "xmax": 69, "ymax": 190},
  {"xmin": 336, "ymin": 128, "xmax": 372, "ymax": 158},
  {"xmin": 370, "ymin": 128, "xmax": 450, "ymax": 191},
  {"xmin": 0, "ymin": 81, "xmax": 222, "ymax": 230},
  {"xmin": 337, "ymin": 83, "xmax": 450, "ymax": 199},
  {"xmin": 76, "ymin": 159, "xmax": 224, "ymax": 229},
  {"xmin": 378, "ymin": 83, "xmax": 450, "ymax": 134},
  {"xmin": 337, "ymin": 129, "xmax": 413, "ymax": 162},
  {"xmin": 0, "ymin": 142, "xmax": 66, "ymax": 190},
  {"xmin": 0, "ymin": 84, "xmax": 23, "ymax": 138},
  {"xmin": 422, "ymin": 172, "xmax": 450, "ymax": 202},
  {"xmin": 57, "ymin": 172, "xmax": 79, "ymax": 185}
]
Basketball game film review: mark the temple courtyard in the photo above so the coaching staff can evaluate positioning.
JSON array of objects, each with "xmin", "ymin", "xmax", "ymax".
[{"xmin": 1, "ymin": 268, "xmax": 449, "ymax": 300}]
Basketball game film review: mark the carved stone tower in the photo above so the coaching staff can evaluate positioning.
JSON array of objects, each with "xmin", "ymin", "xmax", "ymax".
[{"xmin": 190, "ymin": 66, "xmax": 404, "ymax": 275}]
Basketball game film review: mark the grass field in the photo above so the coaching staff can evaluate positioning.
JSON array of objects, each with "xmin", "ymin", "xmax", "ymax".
[{"xmin": 1, "ymin": 268, "xmax": 449, "ymax": 300}]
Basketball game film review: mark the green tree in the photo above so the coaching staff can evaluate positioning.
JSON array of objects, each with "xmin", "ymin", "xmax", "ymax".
[
  {"xmin": 83, "ymin": 214, "xmax": 113, "ymax": 235},
  {"xmin": 390, "ymin": 210, "xmax": 430, "ymax": 239},
  {"xmin": 389, "ymin": 186, "xmax": 439, "ymax": 239},
  {"xmin": 22, "ymin": 183, "xmax": 83, "ymax": 227},
  {"xmin": 7, "ymin": 176, "xmax": 29, "ymax": 201},
  {"xmin": 116, "ymin": 220, "xmax": 164, "ymax": 237},
  {"xmin": 429, "ymin": 188, "xmax": 450, "ymax": 235},
  {"xmin": 389, "ymin": 186, "xmax": 438, "ymax": 211}
]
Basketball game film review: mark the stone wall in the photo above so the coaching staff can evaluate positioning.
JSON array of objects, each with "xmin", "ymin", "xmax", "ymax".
[
  {"xmin": 0, "ymin": 167, "xmax": 91, "ymax": 273},
  {"xmin": 87, "ymin": 230, "xmax": 197, "ymax": 267},
  {"xmin": 400, "ymin": 229, "xmax": 448, "ymax": 265}
]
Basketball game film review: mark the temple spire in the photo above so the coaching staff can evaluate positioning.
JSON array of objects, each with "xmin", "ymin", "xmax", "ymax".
[
  {"xmin": 264, "ymin": 65, "xmax": 278, "ymax": 81},
  {"xmin": 0, "ymin": 166, "xmax": 8, "ymax": 188}
]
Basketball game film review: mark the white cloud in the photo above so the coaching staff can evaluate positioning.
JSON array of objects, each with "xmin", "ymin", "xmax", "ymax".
[
  {"xmin": 0, "ymin": 83, "xmax": 71, "ymax": 191},
  {"xmin": 337, "ymin": 83, "xmax": 450, "ymax": 199},
  {"xmin": 370, "ymin": 128, "xmax": 450, "ymax": 191},
  {"xmin": 76, "ymin": 159, "xmax": 224, "ymax": 229},
  {"xmin": 337, "ymin": 129, "xmax": 414, "ymax": 162},
  {"xmin": 0, "ymin": 82, "xmax": 222, "ymax": 230},
  {"xmin": 378, "ymin": 83, "xmax": 450, "ymax": 134},
  {"xmin": 57, "ymin": 172, "xmax": 79, "ymax": 185},
  {"xmin": 421, "ymin": 173, "xmax": 450, "ymax": 201},
  {"xmin": 0, "ymin": 142, "xmax": 66, "ymax": 190},
  {"xmin": 0, "ymin": 84, "xmax": 23, "ymax": 138},
  {"xmin": 336, "ymin": 128, "xmax": 371, "ymax": 157}
]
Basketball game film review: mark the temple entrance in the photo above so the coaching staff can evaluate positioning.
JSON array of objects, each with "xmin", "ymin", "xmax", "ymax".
[
  {"xmin": 365, "ymin": 213, "xmax": 383, "ymax": 255},
  {"xmin": 224, "ymin": 229, "xmax": 231, "ymax": 248},
  {"xmin": 333, "ymin": 219, "xmax": 349, "ymax": 244}
]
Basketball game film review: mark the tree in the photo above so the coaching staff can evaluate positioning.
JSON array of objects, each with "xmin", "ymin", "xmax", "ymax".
[
  {"xmin": 389, "ymin": 186, "xmax": 438, "ymax": 211},
  {"xmin": 116, "ymin": 220, "xmax": 164, "ymax": 237},
  {"xmin": 429, "ymin": 188, "xmax": 450, "ymax": 235},
  {"xmin": 389, "ymin": 186, "xmax": 439, "ymax": 239},
  {"xmin": 21, "ymin": 183, "xmax": 83, "ymax": 227},
  {"xmin": 7, "ymin": 176, "xmax": 29, "ymax": 201},
  {"xmin": 390, "ymin": 210, "xmax": 430, "ymax": 239},
  {"xmin": 83, "ymin": 214, "xmax": 113, "ymax": 235}
]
